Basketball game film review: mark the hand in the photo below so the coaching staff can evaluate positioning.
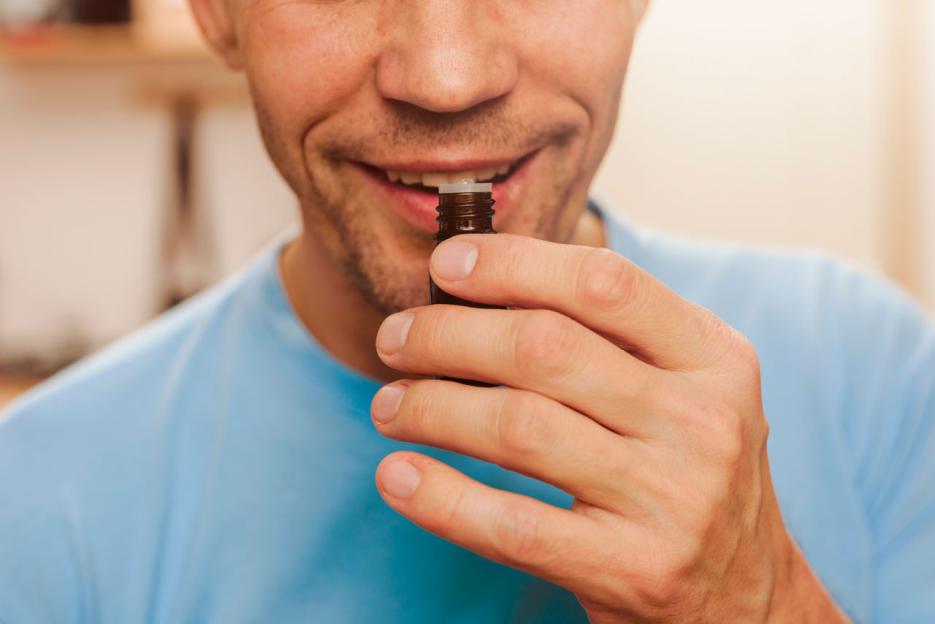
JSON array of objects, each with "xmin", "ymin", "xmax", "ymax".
[{"xmin": 370, "ymin": 234, "xmax": 848, "ymax": 622}]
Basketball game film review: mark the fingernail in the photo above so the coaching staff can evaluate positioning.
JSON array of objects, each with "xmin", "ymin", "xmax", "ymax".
[
  {"xmin": 376, "ymin": 312, "xmax": 414, "ymax": 355},
  {"xmin": 381, "ymin": 460, "xmax": 422, "ymax": 499},
  {"xmin": 432, "ymin": 240, "xmax": 478, "ymax": 281},
  {"xmin": 372, "ymin": 383, "xmax": 406, "ymax": 424}
]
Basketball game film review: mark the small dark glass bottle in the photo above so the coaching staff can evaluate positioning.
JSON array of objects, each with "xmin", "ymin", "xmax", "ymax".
[{"xmin": 429, "ymin": 181, "xmax": 504, "ymax": 386}]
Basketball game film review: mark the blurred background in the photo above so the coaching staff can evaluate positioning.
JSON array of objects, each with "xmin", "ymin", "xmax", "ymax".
[{"xmin": 1, "ymin": 0, "xmax": 934, "ymax": 406}]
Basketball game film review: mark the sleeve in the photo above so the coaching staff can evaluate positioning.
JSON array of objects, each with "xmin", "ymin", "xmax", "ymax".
[{"xmin": 836, "ymin": 270, "xmax": 935, "ymax": 622}]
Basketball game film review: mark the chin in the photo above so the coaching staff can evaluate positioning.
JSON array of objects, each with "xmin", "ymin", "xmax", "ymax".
[
  {"xmin": 362, "ymin": 271, "xmax": 431, "ymax": 315},
  {"xmin": 345, "ymin": 237, "xmax": 434, "ymax": 315}
]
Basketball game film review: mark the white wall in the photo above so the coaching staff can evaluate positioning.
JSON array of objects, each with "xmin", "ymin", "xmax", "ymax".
[
  {"xmin": 195, "ymin": 104, "xmax": 297, "ymax": 274},
  {"xmin": 593, "ymin": 0, "xmax": 886, "ymax": 269},
  {"xmin": 0, "ymin": 66, "xmax": 169, "ymax": 361},
  {"xmin": 0, "ymin": 65, "xmax": 296, "ymax": 367}
]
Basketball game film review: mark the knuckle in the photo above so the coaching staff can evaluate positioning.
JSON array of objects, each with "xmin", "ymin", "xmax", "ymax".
[
  {"xmin": 695, "ymin": 309, "xmax": 733, "ymax": 355},
  {"xmin": 719, "ymin": 405, "xmax": 747, "ymax": 452},
  {"xmin": 660, "ymin": 391, "xmax": 746, "ymax": 466},
  {"xmin": 419, "ymin": 305, "xmax": 459, "ymax": 352},
  {"xmin": 496, "ymin": 392, "xmax": 552, "ymax": 460},
  {"xmin": 501, "ymin": 237, "xmax": 528, "ymax": 279},
  {"xmin": 634, "ymin": 544, "xmax": 699, "ymax": 612},
  {"xmin": 699, "ymin": 402, "xmax": 746, "ymax": 466},
  {"xmin": 513, "ymin": 310, "xmax": 579, "ymax": 378},
  {"xmin": 577, "ymin": 248, "xmax": 639, "ymax": 312},
  {"xmin": 492, "ymin": 500, "xmax": 546, "ymax": 566},
  {"xmin": 401, "ymin": 381, "xmax": 437, "ymax": 434},
  {"xmin": 428, "ymin": 484, "xmax": 467, "ymax": 536},
  {"xmin": 655, "ymin": 388, "xmax": 696, "ymax": 427},
  {"xmin": 726, "ymin": 328, "xmax": 761, "ymax": 377},
  {"xmin": 707, "ymin": 319, "xmax": 761, "ymax": 381},
  {"xmin": 710, "ymin": 424, "xmax": 746, "ymax": 469}
]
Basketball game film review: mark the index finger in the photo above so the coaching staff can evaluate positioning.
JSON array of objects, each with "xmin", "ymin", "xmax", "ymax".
[{"xmin": 429, "ymin": 233, "xmax": 735, "ymax": 371}]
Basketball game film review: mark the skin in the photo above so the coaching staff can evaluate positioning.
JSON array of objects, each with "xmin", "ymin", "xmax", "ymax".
[{"xmin": 188, "ymin": 0, "xmax": 851, "ymax": 620}]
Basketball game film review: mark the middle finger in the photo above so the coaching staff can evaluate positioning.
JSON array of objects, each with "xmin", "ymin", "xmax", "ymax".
[{"xmin": 375, "ymin": 305, "xmax": 665, "ymax": 438}]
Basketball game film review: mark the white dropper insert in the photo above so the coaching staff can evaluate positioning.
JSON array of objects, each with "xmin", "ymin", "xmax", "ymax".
[{"xmin": 438, "ymin": 179, "xmax": 493, "ymax": 194}]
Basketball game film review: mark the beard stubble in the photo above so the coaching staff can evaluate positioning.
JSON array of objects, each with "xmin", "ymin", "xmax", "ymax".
[{"xmin": 254, "ymin": 96, "xmax": 582, "ymax": 315}]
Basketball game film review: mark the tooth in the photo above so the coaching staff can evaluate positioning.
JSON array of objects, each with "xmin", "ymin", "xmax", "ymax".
[
  {"xmin": 496, "ymin": 164, "xmax": 510, "ymax": 176},
  {"xmin": 449, "ymin": 169, "xmax": 476, "ymax": 183},
  {"xmin": 420, "ymin": 172, "xmax": 451, "ymax": 188},
  {"xmin": 475, "ymin": 167, "xmax": 497, "ymax": 182},
  {"xmin": 399, "ymin": 172, "xmax": 421, "ymax": 185},
  {"xmin": 385, "ymin": 170, "xmax": 401, "ymax": 183}
]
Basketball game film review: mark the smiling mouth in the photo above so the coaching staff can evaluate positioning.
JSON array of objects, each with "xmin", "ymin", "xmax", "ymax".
[{"xmin": 359, "ymin": 152, "xmax": 534, "ymax": 194}]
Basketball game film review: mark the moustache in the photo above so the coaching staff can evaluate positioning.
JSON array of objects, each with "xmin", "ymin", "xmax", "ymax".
[{"xmin": 321, "ymin": 99, "xmax": 576, "ymax": 161}]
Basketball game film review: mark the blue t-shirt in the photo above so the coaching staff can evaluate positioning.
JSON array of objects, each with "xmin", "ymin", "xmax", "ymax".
[{"xmin": 2, "ymin": 209, "xmax": 934, "ymax": 623}]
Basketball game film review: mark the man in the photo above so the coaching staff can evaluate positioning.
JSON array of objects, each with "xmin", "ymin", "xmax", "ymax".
[{"xmin": 1, "ymin": 1, "xmax": 933, "ymax": 621}]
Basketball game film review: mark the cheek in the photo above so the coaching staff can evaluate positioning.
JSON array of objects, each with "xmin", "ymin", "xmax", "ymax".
[
  {"xmin": 518, "ymin": 2, "xmax": 633, "ymax": 113},
  {"xmin": 239, "ymin": 4, "xmax": 378, "ymax": 134},
  {"xmin": 514, "ymin": 2, "xmax": 633, "ymax": 187}
]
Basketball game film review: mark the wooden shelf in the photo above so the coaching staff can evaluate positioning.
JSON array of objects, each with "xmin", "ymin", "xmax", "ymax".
[
  {"xmin": 0, "ymin": 23, "xmax": 250, "ymax": 102},
  {"xmin": 0, "ymin": 375, "xmax": 42, "ymax": 411},
  {"xmin": 0, "ymin": 23, "xmax": 214, "ymax": 65}
]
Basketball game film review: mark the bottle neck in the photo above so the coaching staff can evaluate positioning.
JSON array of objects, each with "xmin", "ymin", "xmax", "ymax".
[{"xmin": 435, "ymin": 191, "xmax": 496, "ymax": 242}]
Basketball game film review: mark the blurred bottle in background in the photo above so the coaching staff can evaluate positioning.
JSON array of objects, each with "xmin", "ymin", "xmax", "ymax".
[
  {"xmin": 71, "ymin": 0, "xmax": 130, "ymax": 24},
  {"xmin": 0, "ymin": 0, "xmax": 131, "ymax": 27}
]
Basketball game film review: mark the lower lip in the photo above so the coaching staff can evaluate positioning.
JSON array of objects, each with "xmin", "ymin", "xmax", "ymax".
[{"xmin": 352, "ymin": 152, "xmax": 538, "ymax": 234}]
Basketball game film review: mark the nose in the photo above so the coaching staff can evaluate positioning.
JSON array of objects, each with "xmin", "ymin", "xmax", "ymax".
[{"xmin": 376, "ymin": 1, "xmax": 519, "ymax": 113}]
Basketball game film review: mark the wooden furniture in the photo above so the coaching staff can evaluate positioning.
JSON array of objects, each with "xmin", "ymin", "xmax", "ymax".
[
  {"xmin": 0, "ymin": 376, "xmax": 42, "ymax": 410},
  {"xmin": 1, "ymin": 23, "xmax": 250, "ymax": 316},
  {"xmin": 0, "ymin": 21, "xmax": 253, "ymax": 375},
  {"xmin": 0, "ymin": 23, "xmax": 209, "ymax": 64}
]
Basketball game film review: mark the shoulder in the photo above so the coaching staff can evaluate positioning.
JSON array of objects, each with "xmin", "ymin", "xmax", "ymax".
[
  {"xmin": 606, "ymin": 213, "xmax": 933, "ymax": 358},
  {"xmin": 0, "ymin": 266, "xmax": 252, "ymax": 621},
  {"xmin": 0, "ymin": 252, "xmax": 281, "ymax": 615},
  {"xmin": 0, "ymin": 251, "xmax": 278, "ymax": 486},
  {"xmin": 4, "ymin": 275, "xmax": 238, "ymax": 427}
]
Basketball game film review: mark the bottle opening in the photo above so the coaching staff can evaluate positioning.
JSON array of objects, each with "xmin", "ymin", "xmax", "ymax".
[{"xmin": 438, "ymin": 180, "xmax": 493, "ymax": 194}]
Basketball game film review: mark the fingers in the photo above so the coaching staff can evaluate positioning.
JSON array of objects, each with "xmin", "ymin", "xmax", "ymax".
[
  {"xmin": 429, "ymin": 234, "xmax": 742, "ymax": 371},
  {"xmin": 371, "ymin": 379, "xmax": 644, "ymax": 512},
  {"xmin": 374, "ymin": 451, "xmax": 621, "ymax": 589},
  {"xmin": 375, "ymin": 304, "xmax": 665, "ymax": 437}
]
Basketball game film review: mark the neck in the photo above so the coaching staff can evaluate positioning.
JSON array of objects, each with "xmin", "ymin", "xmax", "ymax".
[
  {"xmin": 280, "ymin": 227, "xmax": 400, "ymax": 382},
  {"xmin": 280, "ymin": 208, "xmax": 607, "ymax": 383}
]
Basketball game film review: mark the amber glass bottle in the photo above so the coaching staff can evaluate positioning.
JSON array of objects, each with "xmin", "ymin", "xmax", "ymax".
[
  {"xmin": 430, "ymin": 181, "xmax": 504, "ymax": 386},
  {"xmin": 430, "ymin": 181, "xmax": 499, "ymax": 306}
]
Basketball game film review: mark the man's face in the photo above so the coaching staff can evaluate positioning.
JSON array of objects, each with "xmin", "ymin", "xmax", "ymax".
[{"xmin": 221, "ymin": 1, "xmax": 641, "ymax": 312}]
